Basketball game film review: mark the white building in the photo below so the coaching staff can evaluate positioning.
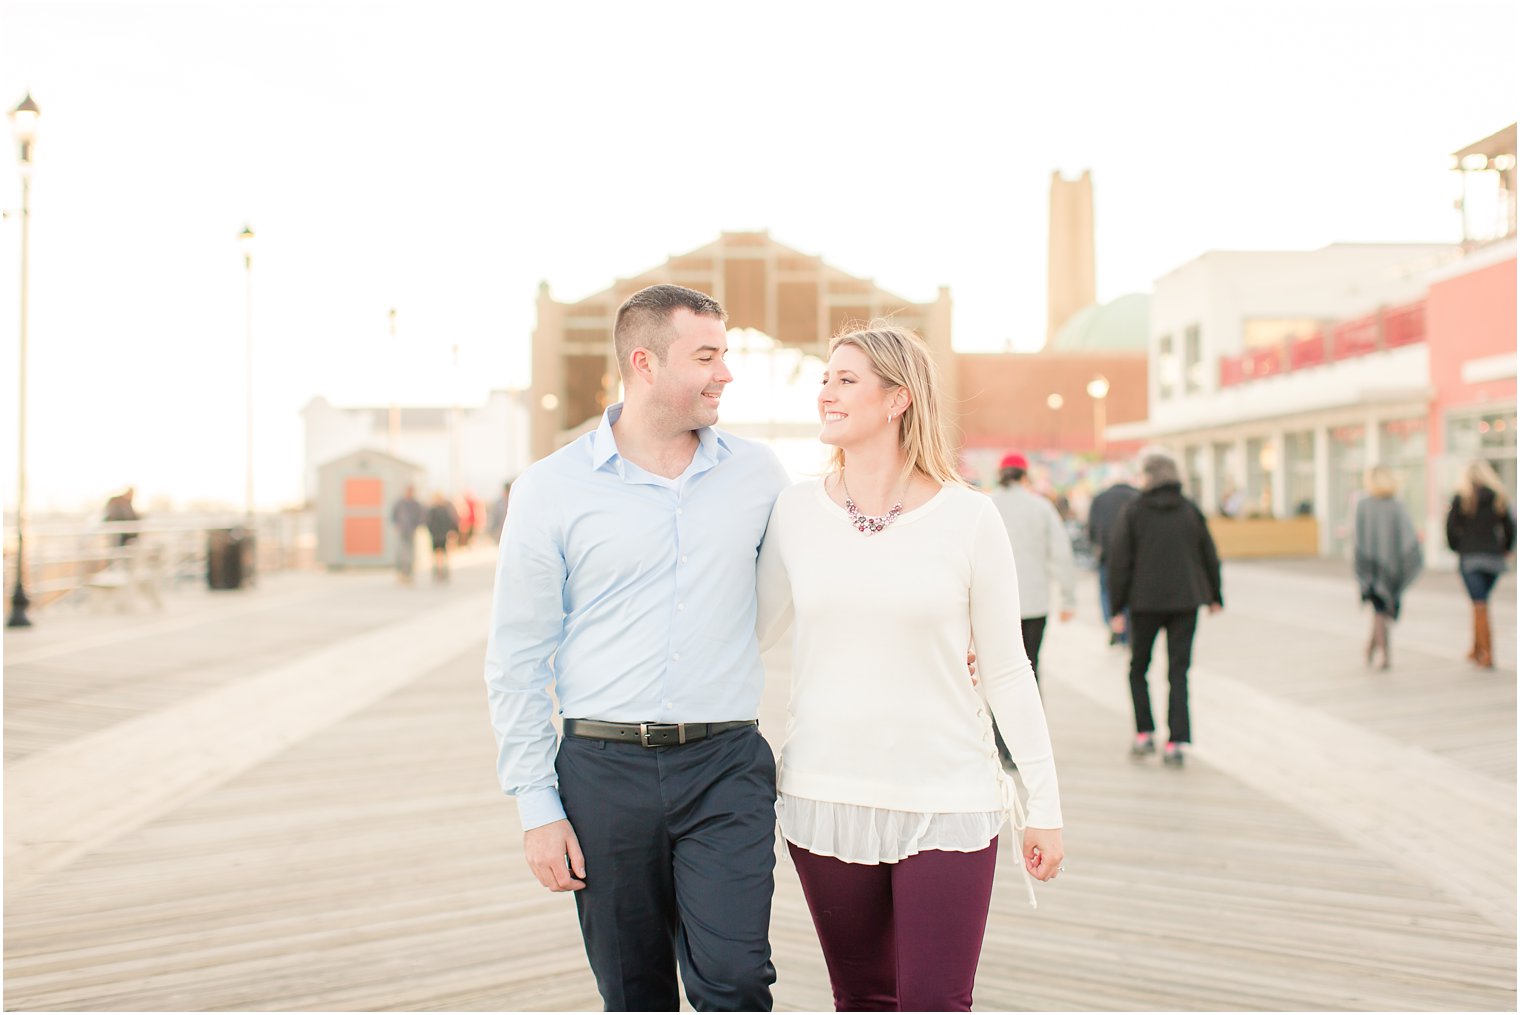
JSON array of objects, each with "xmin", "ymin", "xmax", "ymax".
[
  {"xmin": 301, "ymin": 390, "xmax": 532, "ymax": 505},
  {"xmin": 1110, "ymin": 243, "xmax": 1460, "ymax": 557}
]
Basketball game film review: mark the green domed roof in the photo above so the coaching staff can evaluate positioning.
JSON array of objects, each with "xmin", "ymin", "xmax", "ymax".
[{"xmin": 1050, "ymin": 293, "xmax": 1150, "ymax": 351}]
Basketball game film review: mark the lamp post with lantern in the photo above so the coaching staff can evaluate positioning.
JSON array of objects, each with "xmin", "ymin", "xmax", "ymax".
[
  {"xmin": 1086, "ymin": 375, "xmax": 1110, "ymax": 456},
  {"xmin": 1045, "ymin": 392, "xmax": 1064, "ymax": 451},
  {"xmin": 7, "ymin": 93, "xmax": 39, "ymax": 628},
  {"xmin": 238, "ymin": 224, "xmax": 256, "ymax": 524}
]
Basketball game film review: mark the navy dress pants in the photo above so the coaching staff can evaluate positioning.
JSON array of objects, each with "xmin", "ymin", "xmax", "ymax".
[{"xmin": 556, "ymin": 725, "xmax": 778, "ymax": 1012}]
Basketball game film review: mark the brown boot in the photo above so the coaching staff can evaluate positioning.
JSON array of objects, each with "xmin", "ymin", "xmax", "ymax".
[{"xmin": 1474, "ymin": 603, "xmax": 1494, "ymax": 668}]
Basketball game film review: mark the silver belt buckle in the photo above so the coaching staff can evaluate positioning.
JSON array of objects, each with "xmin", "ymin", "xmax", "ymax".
[{"xmin": 638, "ymin": 722, "xmax": 689, "ymax": 747}]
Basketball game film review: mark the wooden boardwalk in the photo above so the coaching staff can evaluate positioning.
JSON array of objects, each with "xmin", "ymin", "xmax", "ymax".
[{"xmin": 3, "ymin": 553, "xmax": 1515, "ymax": 1011}]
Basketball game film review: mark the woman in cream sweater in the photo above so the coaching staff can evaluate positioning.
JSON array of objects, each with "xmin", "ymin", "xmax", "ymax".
[{"xmin": 757, "ymin": 325, "xmax": 1064, "ymax": 1012}]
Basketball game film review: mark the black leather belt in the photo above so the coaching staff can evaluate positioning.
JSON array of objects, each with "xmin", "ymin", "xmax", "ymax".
[{"xmin": 563, "ymin": 718, "xmax": 758, "ymax": 748}]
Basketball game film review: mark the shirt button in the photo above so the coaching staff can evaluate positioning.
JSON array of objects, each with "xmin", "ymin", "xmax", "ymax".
[
  {"xmin": 664, "ymin": 700, "xmax": 673, "ymax": 709},
  {"xmin": 680, "ymin": 555, "xmax": 688, "ymax": 563},
  {"xmin": 676, "ymin": 508, "xmax": 684, "ymax": 516},
  {"xmin": 677, "ymin": 602, "xmax": 685, "ymax": 611},
  {"xmin": 672, "ymin": 653, "xmax": 681, "ymax": 661}
]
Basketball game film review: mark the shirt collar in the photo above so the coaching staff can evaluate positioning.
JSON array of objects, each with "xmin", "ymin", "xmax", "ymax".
[{"xmin": 588, "ymin": 403, "xmax": 732, "ymax": 477}]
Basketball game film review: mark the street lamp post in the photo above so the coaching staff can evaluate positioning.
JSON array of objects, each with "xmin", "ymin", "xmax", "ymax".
[
  {"xmin": 7, "ymin": 93, "xmax": 40, "ymax": 628},
  {"xmin": 449, "ymin": 343, "xmax": 461, "ymax": 496},
  {"xmin": 388, "ymin": 308, "xmax": 399, "ymax": 454},
  {"xmin": 1086, "ymin": 375, "xmax": 1110, "ymax": 456},
  {"xmin": 1045, "ymin": 392, "xmax": 1064, "ymax": 451},
  {"xmin": 238, "ymin": 224, "xmax": 255, "ymax": 524}
]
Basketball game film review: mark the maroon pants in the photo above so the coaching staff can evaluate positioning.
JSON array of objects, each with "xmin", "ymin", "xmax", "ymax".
[{"xmin": 787, "ymin": 838, "xmax": 999, "ymax": 1012}]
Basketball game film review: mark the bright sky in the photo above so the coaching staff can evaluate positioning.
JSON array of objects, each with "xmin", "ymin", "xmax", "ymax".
[{"xmin": 0, "ymin": 0, "xmax": 1515, "ymax": 512}]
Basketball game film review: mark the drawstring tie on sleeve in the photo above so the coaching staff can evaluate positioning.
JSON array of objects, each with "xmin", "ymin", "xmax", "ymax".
[{"xmin": 1000, "ymin": 771, "xmax": 1039, "ymax": 909}]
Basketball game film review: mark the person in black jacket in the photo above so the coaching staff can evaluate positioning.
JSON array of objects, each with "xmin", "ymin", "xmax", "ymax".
[
  {"xmin": 425, "ymin": 492, "xmax": 461, "ymax": 584},
  {"xmin": 1088, "ymin": 473, "xmax": 1140, "ymax": 647},
  {"xmin": 1107, "ymin": 451, "xmax": 1223, "ymax": 766},
  {"xmin": 1445, "ymin": 459, "xmax": 1516, "ymax": 669}
]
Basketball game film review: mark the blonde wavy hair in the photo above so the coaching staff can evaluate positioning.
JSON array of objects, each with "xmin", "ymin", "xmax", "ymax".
[
  {"xmin": 826, "ymin": 323, "xmax": 966, "ymax": 487},
  {"xmin": 1458, "ymin": 458, "xmax": 1509, "ymax": 516}
]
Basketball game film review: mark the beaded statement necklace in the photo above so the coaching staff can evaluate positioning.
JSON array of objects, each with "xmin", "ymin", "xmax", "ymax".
[{"xmin": 840, "ymin": 470, "xmax": 910, "ymax": 536}]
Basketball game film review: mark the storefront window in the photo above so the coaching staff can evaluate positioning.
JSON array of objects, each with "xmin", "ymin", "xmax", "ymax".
[
  {"xmin": 1185, "ymin": 325, "xmax": 1204, "ymax": 394},
  {"xmin": 1212, "ymin": 442, "xmax": 1241, "ymax": 516},
  {"xmin": 1447, "ymin": 408, "xmax": 1518, "ymax": 507},
  {"xmin": 1184, "ymin": 445, "xmax": 1204, "ymax": 503},
  {"xmin": 1245, "ymin": 437, "xmax": 1276, "ymax": 517},
  {"xmin": 1378, "ymin": 417, "xmax": 1428, "ymax": 539},
  {"xmin": 1328, "ymin": 424, "xmax": 1366, "ymax": 556},
  {"xmin": 1158, "ymin": 334, "xmax": 1176, "ymax": 401},
  {"xmin": 1284, "ymin": 430, "xmax": 1315, "ymax": 516}
]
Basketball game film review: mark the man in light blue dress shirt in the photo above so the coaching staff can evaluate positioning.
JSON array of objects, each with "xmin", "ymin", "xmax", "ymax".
[{"xmin": 485, "ymin": 285, "xmax": 790, "ymax": 1011}]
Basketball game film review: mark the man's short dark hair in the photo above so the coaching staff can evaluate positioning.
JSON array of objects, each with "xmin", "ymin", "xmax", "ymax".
[
  {"xmin": 614, "ymin": 284, "xmax": 727, "ymax": 378},
  {"xmin": 1000, "ymin": 467, "xmax": 1027, "ymax": 486}
]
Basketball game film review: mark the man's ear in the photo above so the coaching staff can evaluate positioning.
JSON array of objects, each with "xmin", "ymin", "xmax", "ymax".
[{"xmin": 628, "ymin": 347, "xmax": 656, "ymax": 384}]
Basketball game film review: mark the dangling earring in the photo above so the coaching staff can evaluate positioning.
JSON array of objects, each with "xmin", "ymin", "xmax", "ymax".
[{"xmin": 887, "ymin": 412, "xmax": 894, "ymax": 423}]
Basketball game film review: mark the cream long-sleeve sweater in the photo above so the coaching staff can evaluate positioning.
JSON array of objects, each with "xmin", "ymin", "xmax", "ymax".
[{"xmin": 757, "ymin": 480, "xmax": 1063, "ymax": 829}]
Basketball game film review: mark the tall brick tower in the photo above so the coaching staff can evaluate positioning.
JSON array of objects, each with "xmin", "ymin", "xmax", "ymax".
[{"xmin": 1046, "ymin": 169, "xmax": 1096, "ymax": 346}]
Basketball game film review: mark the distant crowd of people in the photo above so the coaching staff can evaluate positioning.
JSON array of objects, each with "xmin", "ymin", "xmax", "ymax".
[{"xmin": 388, "ymin": 481, "xmax": 512, "ymax": 585}]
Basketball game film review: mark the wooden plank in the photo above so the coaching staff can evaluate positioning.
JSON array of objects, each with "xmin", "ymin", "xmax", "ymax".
[{"xmin": 4, "ymin": 560, "xmax": 1516, "ymax": 1012}]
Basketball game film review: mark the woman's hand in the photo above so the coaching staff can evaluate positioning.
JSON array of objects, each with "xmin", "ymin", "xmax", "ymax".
[{"xmin": 1024, "ymin": 827, "xmax": 1065, "ymax": 882}]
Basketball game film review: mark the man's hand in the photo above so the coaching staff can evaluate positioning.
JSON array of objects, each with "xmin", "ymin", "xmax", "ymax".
[
  {"xmin": 524, "ymin": 819, "xmax": 586, "ymax": 892},
  {"xmin": 1059, "ymin": 609, "xmax": 1075, "ymax": 623},
  {"xmin": 967, "ymin": 651, "xmax": 978, "ymax": 686},
  {"xmin": 1207, "ymin": 603, "xmax": 1222, "ymax": 615},
  {"xmin": 1110, "ymin": 614, "xmax": 1127, "ymax": 635}
]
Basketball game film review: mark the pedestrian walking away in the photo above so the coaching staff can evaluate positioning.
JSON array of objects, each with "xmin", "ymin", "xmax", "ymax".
[
  {"xmin": 484, "ymin": 284, "xmax": 790, "ymax": 1012},
  {"xmin": 390, "ymin": 485, "xmax": 424, "ymax": 585},
  {"xmin": 757, "ymin": 325, "xmax": 1064, "ymax": 1013},
  {"xmin": 458, "ymin": 490, "xmax": 480, "ymax": 548},
  {"xmin": 425, "ymin": 492, "xmax": 460, "ymax": 583},
  {"xmin": 988, "ymin": 451, "xmax": 1077, "ymax": 680},
  {"xmin": 103, "ymin": 486, "xmax": 141, "ymax": 547},
  {"xmin": 1445, "ymin": 459, "xmax": 1516, "ymax": 669},
  {"xmin": 486, "ymin": 480, "xmax": 512, "ymax": 542},
  {"xmin": 1088, "ymin": 472, "xmax": 1139, "ymax": 646},
  {"xmin": 1107, "ymin": 451, "xmax": 1222, "ymax": 767},
  {"xmin": 987, "ymin": 450, "xmax": 1075, "ymax": 769},
  {"xmin": 1353, "ymin": 466, "xmax": 1423, "ymax": 670}
]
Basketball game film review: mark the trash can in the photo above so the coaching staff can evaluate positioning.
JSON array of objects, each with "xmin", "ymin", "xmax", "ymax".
[{"xmin": 207, "ymin": 528, "xmax": 256, "ymax": 590}]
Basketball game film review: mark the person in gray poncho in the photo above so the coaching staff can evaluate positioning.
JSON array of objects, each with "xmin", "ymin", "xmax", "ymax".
[{"xmin": 1353, "ymin": 465, "xmax": 1423, "ymax": 669}]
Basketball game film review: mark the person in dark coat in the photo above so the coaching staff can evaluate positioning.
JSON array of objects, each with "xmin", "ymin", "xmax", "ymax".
[
  {"xmin": 1088, "ymin": 472, "xmax": 1139, "ymax": 647},
  {"xmin": 1445, "ymin": 459, "xmax": 1516, "ymax": 669},
  {"xmin": 1353, "ymin": 466, "xmax": 1424, "ymax": 670},
  {"xmin": 103, "ymin": 487, "xmax": 140, "ymax": 547},
  {"xmin": 391, "ymin": 485, "xmax": 424, "ymax": 584},
  {"xmin": 1107, "ymin": 451, "xmax": 1223, "ymax": 767},
  {"xmin": 425, "ymin": 491, "xmax": 461, "ymax": 583}
]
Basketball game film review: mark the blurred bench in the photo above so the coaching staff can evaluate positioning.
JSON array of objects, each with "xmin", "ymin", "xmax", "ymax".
[{"xmin": 1211, "ymin": 516, "xmax": 1319, "ymax": 559}]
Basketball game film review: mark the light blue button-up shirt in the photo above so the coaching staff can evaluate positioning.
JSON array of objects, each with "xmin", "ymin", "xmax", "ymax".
[{"xmin": 484, "ymin": 403, "xmax": 791, "ymax": 831}]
